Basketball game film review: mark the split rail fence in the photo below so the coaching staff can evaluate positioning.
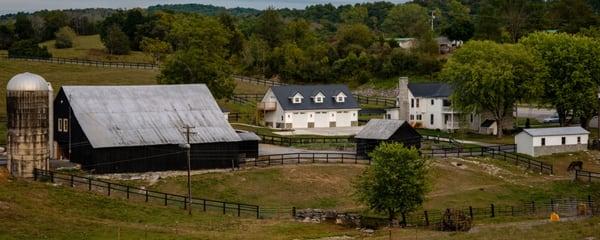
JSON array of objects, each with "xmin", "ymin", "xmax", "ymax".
[
  {"xmin": 33, "ymin": 169, "xmax": 261, "ymax": 218},
  {"xmin": 1, "ymin": 54, "xmax": 158, "ymax": 69},
  {"xmin": 575, "ymin": 169, "xmax": 600, "ymax": 183}
]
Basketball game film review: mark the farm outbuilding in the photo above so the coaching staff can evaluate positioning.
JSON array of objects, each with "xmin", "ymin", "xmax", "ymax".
[
  {"xmin": 355, "ymin": 119, "xmax": 422, "ymax": 158},
  {"xmin": 515, "ymin": 127, "xmax": 589, "ymax": 157},
  {"xmin": 236, "ymin": 130, "xmax": 260, "ymax": 159},
  {"xmin": 53, "ymin": 84, "xmax": 248, "ymax": 173}
]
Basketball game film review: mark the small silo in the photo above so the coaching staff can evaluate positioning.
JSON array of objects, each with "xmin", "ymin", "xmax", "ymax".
[{"xmin": 6, "ymin": 72, "xmax": 51, "ymax": 178}]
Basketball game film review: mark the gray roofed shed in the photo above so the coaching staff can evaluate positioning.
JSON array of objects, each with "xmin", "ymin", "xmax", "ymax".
[
  {"xmin": 270, "ymin": 84, "xmax": 360, "ymax": 111},
  {"xmin": 356, "ymin": 119, "xmax": 409, "ymax": 140},
  {"xmin": 521, "ymin": 127, "xmax": 589, "ymax": 137},
  {"xmin": 61, "ymin": 84, "xmax": 241, "ymax": 148}
]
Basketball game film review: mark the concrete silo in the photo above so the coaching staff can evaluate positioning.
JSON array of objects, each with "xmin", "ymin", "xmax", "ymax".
[{"xmin": 6, "ymin": 72, "xmax": 51, "ymax": 178}]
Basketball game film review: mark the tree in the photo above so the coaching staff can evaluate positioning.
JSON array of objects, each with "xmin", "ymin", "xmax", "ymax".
[
  {"xmin": 0, "ymin": 25, "xmax": 14, "ymax": 49},
  {"xmin": 335, "ymin": 23, "xmax": 375, "ymax": 56},
  {"xmin": 442, "ymin": 41, "xmax": 544, "ymax": 137},
  {"xmin": 354, "ymin": 143, "xmax": 428, "ymax": 224},
  {"xmin": 42, "ymin": 10, "xmax": 69, "ymax": 41},
  {"xmin": 8, "ymin": 39, "xmax": 52, "ymax": 58},
  {"xmin": 54, "ymin": 26, "xmax": 76, "ymax": 49},
  {"xmin": 158, "ymin": 47, "xmax": 234, "ymax": 99},
  {"xmin": 253, "ymin": 8, "xmax": 284, "ymax": 48},
  {"xmin": 520, "ymin": 32, "xmax": 600, "ymax": 128},
  {"xmin": 548, "ymin": 0, "xmax": 598, "ymax": 33},
  {"xmin": 382, "ymin": 3, "xmax": 429, "ymax": 38},
  {"xmin": 14, "ymin": 14, "xmax": 35, "ymax": 40},
  {"xmin": 441, "ymin": 0, "xmax": 475, "ymax": 41},
  {"xmin": 140, "ymin": 37, "xmax": 172, "ymax": 64},
  {"xmin": 341, "ymin": 5, "xmax": 369, "ymax": 25},
  {"xmin": 101, "ymin": 24, "xmax": 130, "ymax": 55}
]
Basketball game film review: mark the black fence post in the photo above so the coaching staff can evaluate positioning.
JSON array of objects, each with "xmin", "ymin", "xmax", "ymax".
[
  {"xmin": 511, "ymin": 206, "xmax": 514, "ymax": 216},
  {"xmin": 531, "ymin": 201, "xmax": 535, "ymax": 214},
  {"xmin": 184, "ymin": 197, "xmax": 187, "ymax": 210},
  {"xmin": 223, "ymin": 202, "xmax": 226, "ymax": 214},
  {"xmin": 126, "ymin": 186, "xmax": 130, "ymax": 199},
  {"xmin": 164, "ymin": 194, "xmax": 168, "ymax": 206},
  {"xmin": 50, "ymin": 172, "xmax": 54, "ymax": 183},
  {"xmin": 469, "ymin": 206, "xmax": 473, "ymax": 220},
  {"xmin": 107, "ymin": 183, "xmax": 111, "ymax": 196},
  {"xmin": 551, "ymin": 199, "xmax": 554, "ymax": 212},
  {"xmin": 237, "ymin": 204, "xmax": 241, "ymax": 217},
  {"xmin": 424, "ymin": 211, "xmax": 429, "ymax": 226},
  {"xmin": 491, "ymin": 204, "xmax": 495, "ymax": 218},
  {"xmin": 33, "ymin": 169, "xmax": 38, "ymax": 181},
  {"xmin": 588, "ymin": 195, "xmax": 593, "ymax": 210},
  {"xmin": 292, "ymin": 206, "xmax": 296, "ymax": 217},
  {"xmin": 145, "ymin": 190, "xmax": 149, "ymax": 202},
  {"xmin": 88, "ymin": 178, "xmax": 92, "ymax": 191},
  {"xmin": 257, "ymin": 206, "xmax": 260, "ymax": 219}
]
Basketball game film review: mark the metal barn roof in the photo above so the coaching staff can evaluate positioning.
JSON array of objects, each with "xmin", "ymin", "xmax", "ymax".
[
  {"xmin": 61, "ymin": 84, "xmax": 241, "ymax": 148},
  {"xmin": 270, "ymin": 84, "xmax": 360, "ymax": 111},
  {"xmin": 521, "ymin": 127, "xmax": 589, "ymax": 137},
  {"xmin": 355, "ymin": 119, "xmax": 409, "ymax": 140},
  {"xmin": 408, "ymin": 83, "xmax": 453, "ymax": 98}
]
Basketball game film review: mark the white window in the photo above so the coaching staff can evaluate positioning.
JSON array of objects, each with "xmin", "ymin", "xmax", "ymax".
[
  {"xmin": 314, "ymin": 92, "xmax": 325, "ymax": 103},
  {"xmin": 335, "ymin": 92, "xmax": 347, "ymax": 103},
  {"xmin": 417, "ymin": 115, "xmax": 422, "ymax": 120},
  {"xmin": 58, "ymin": 118, "xmax": 69, "ymax": 133},
  {"xmin": 337, "ymin": 96, "xmax": 345, "ymax": 102},
  {"xmin": 293, "ymin": 97, "xmax": 302, "ymax": 103},
  {"xmin": 291, "ymin": 93, "xmax": 304, "ymax": 104},
  {"xmin": 410, "ymin": 114, "xmax": 414, "ymax": 120}
]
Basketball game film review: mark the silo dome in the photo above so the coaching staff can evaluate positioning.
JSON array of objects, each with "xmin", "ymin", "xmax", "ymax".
[{"xmin": 7, "ymin": 72, "xmax": 49, "ymax": 91}]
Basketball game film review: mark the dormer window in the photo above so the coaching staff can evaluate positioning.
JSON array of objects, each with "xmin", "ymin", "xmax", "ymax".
[
  {"xmin": 335, "ymin": 92, "xmax": 347, "ymax": 103},
  {"xmin": 313, "ymin": 92, "xmax": 325, "ymax": 103},
  {"xmin": 291, "ymin": 92, "xmax": 304, "ymax": 104}
]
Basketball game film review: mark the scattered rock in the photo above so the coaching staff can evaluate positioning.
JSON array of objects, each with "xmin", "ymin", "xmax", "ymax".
[{"xmin": 361, "ymin": 229, "xmax": 375, "ymax": 234}]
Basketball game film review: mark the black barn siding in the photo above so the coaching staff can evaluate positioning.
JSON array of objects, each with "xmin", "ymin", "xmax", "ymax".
[{"xmin": 356, "ymin": 124, "xmax": 422, "ymax": 158}]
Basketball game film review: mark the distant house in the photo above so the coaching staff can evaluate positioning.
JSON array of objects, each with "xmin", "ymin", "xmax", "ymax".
[
  {"xmin": 53, "ymin": 84, "xmax": 254, "ymax": 173},
  {"xmin": 392, "ymin": 37, "xmax": 462, "ymax": 53},
  {"xmin": 355, "ymin": 119, "xmax": 422, "ymax": 158},
  {"xmin": 386, "ymin": 77, "xmax": 512, "ymax": 134},
  {"xmin": 393, "ymin": 38, "xmax": 417, "ymax": 49},
  {"xmin": 515, "ymin": 127, "xmax": 589, "ymax": 157},
  {"xmin": 258, "ymin": 85, "xmax": 360, "ymax": 129}
]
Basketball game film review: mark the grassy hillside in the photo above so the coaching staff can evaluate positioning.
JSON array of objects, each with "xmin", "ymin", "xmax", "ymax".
[
  {"xmin": 124, "ymin": 157, "xmax": 600, "ymax": 212},
  {"xmin": 40, "ymin": 35, "xmax": 154, "ymax": 63},
  {"xmin": 1, "ymin": 165, "xmax": 599, "ymax": 239}
]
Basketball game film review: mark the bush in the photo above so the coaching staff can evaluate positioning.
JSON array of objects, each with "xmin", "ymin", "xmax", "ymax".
[
  {"xmin": 54, "ymin": 26, "xmax": 76, "ymax": 49},
  {"xmin": 8, "ymin": 40, "xmax": 52, "ymax": 58},
  {"xmin": 440, "ymin": 209, "xmax": 472, "ymax": 232}
]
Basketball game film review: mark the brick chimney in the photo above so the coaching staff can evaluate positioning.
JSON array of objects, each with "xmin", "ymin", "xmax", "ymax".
[{"xmin": 398, "ymin": 77, "xmax": 410, "ymax": 121}]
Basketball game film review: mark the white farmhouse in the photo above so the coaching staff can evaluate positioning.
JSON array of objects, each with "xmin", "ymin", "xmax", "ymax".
[
  {"xmin": 515, "ymin": 127, "xmax": 589, "ymax": 157},
  {"xmin": 386, "ymin": 77, "xmax": 512, "ymax": 135},
  {"xmin": 258, "ymin": 85, "xmax": 360, "ymax": 129}
]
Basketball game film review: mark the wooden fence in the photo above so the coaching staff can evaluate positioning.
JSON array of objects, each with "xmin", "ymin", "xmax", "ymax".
[
  {"xmin": 241, "ymin": 152, "xmax": 369, "ymax": 167},
  {"xmin": 33, "ymin": 168, "xmax": 261, "ymax": 218},
  {"xmin": 575, "ymin": 169, "xmax": 600, "ymax": 183},
  {"xmin": 257, "ymin": 133, "xmax": 354, "ymax": 146},
  {"xmin": 1, "ymin": 54, "xmax": 158, "ymax": 69},
  {"xmin": 319, "ymin": 196, "xmax": 597, "ymax": 228}
]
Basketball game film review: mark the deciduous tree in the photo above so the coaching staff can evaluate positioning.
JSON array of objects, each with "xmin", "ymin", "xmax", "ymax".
[
  {"xmin": 354, "ymin": 143, "xmax": 428, "ymax": 224},
  {"xmin": 101, "ymin": 24, "xmax": 130, "ymax": 55},
  {"xmin": 442, "ymin": 41, "xmax": 544, "ymax": 137},
  {"xmin": 520, "ymin": 32, "xmax": 600, "ymax": 128},
  {"xmin": 140, "ymin": 37, "xmax": 172, "ymax": 64},
  {"xmin": 54, "ymin": 26, "xmax": 76, "ymax": 49},
  {"xmin": 382, "ymin": 3, "xmax": 429, "ymax": 38}
]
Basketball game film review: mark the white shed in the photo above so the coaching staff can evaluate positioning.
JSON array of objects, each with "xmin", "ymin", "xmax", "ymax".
[{"xmin": 515, "ymin": 127, "xmax": 589, "ymax": 157}]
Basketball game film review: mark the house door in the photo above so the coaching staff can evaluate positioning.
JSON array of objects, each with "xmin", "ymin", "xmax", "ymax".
[
  {"xmin": 291, "ymin": 112, "xmax": 308, "ymax": 128},
  {"xmin": 314, "ymin": 112, "xmax": 329, "ymax": 128}
]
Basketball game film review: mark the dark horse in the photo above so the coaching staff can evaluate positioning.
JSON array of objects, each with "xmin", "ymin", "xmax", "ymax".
[{"xmin": 567, "ymin": 161, "xmax": 583, "ymax": 172}]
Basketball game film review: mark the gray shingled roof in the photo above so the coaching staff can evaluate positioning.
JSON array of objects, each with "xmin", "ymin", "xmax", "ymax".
[
  {"xmin": 408, "ymin": 83, "xmax": 453, "ymax": 98},
  {"xmin": 270, "ymin": 84, "xmax": 360, "ymax": 111},
  {"xmin": 355, "ymin": 119, "xmax": 409, "ymax": 140},
  {"xmin": 522, "ymin": 127, "xmax": 589, "ymax": 137},
  {"xmin": 61, "ymin": 84, "xmax": 241, "ymax": 148}
]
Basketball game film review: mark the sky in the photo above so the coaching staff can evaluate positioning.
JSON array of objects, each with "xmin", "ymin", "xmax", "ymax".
[{"xmin": 0, "ymin": 0, "xmax": 409, "ymax": 15}]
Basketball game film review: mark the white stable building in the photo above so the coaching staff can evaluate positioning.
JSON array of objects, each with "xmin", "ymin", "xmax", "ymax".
[
  {"xmin": 258, "ymin": 84, "xmax": 360, "ymax": 129},
  {"xmin": 515, "ymin": 127, "xmax": 589, "ymax": 157}
]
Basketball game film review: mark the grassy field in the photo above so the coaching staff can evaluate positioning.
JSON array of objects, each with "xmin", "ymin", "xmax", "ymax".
[
  {"xmin": 40, "ymin": 35, "xmax": 154, "ymax": 63},
  {"xmin": 0, "ymin": 59, "xmax": 158, "ymax": 114}
]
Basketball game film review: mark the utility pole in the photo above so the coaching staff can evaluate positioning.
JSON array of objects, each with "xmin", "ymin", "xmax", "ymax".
[{"xmin": 180, "ymin": 126, "xmax": 195, "ymax": 215}]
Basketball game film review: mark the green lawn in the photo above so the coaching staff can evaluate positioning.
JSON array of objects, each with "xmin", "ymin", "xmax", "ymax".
[
  {"xmin": 40, "ymin": 34, "xmax": 154, "ymax": 63},
  {"xmin": 0, "ymin": 59, "xmax": 158, "ymax": 114}
]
